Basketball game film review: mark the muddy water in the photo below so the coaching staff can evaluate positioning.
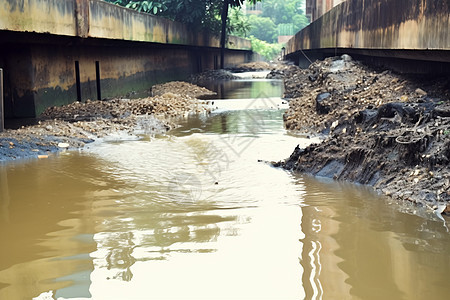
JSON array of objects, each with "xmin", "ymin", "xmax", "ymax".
[{"xmin": 1, "ymin": 79, "xmax": 450, "ymax": 300}]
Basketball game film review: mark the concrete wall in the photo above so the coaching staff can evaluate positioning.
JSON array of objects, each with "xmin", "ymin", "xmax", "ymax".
[
  {"xmin": 289, "ymin": 0, "xmax": 450, "ymax": 66},
  {"xmin": 0, "ymin": 0, "xmax": 77, "ymax": 36},
  {"xmin": 306, "ymin": 0, "xmax": 345, "ymax": 22},
  {"xmin": 0, "ymin": 0, "xmax": 251, "ymax": 50},
  {"xmin": 0, "ymin": 0, "xmax": 252, "ymax": 118}
]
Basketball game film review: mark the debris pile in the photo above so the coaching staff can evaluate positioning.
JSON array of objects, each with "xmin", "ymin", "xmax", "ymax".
[
  {"xmin": 189, "ymin": 69, "xmax": 240, "ymax": 83},
  {"xmin": 275, "ymin": 55, "xmax": 450, "ymax": 211},
  {"xmin": 0, "ymin": 82, "xmax": 215, "ymax": 161},
  {"xmin": 151, "ymin": 81, "xmax": 216, "ymax": 98},
  {"xmin": 41, "ymin": 93, "xmax": 209, "ymax": 122},
  {"xmin": 231, "ymin": 61, "xmax": 276, "ymax": 72}
]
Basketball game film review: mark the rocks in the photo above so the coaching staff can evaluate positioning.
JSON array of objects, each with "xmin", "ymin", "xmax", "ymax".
[
  {"xmin": 434, "ymin": 102, "xmax": 450, "ymax": 117},
  {"xmin": 341, "ymin": 54, "xmax": 352, "ymax": 62},
  {"xmin": 277, "ymin": 54, "xmax": 450, "ymax": 212},
  {"xmin": 315, "ymin": 92, "xmax": 332, "ymax": 114},
  {"xmin": 415, "ymin": 88, "xmax": 427, "ymax": 97}
]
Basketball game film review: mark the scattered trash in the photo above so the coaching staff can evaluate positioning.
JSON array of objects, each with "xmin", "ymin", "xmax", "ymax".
[{"xmin": 58, "ymin": 142, "xmax": 70, "ymax": 148}]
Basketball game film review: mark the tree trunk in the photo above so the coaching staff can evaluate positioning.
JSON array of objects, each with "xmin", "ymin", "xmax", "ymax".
[{"xmin": 220, "ymin": 0, "xmax": 230, "ymax": 69}]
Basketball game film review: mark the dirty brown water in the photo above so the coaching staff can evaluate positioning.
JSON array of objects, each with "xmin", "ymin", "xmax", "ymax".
[{"xmin": 1, "ymin": 77, "xmax": 450, "ymax": 300}]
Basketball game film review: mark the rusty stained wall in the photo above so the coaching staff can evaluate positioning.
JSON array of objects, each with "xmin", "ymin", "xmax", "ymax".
[
  {"xmin": 0, "ymin": 0, "xmax": 77, "ymax": 36},
  {"xmin": 0, "ymin": 0, "xmax": 251, "ymax": 50},
  {"xmin": 1, "ymin": 39, "xmax": 251, "ymax": 118},
  {"xmin": 306, "ymin": 0, "xmax": 345, "ymax": 22},
  {"xmin": 5, "ymin": 44, "xmax": 208, "ymax": 117},
  {"xmin": 0, "ymin": 0, "xmax": 252, "ymax": 118},
  {"xmin": 88, "ymin": 1, "xmax": 251, "ymax": 50},
  {"xmin": 287, "ymin": 0, "xmax": 450, "ymax": 58}
]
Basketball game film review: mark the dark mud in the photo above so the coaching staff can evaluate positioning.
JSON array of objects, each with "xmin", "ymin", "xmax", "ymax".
[{"xmin": 273, "ymin": 55, "xmax": 450, "ymax": 213}]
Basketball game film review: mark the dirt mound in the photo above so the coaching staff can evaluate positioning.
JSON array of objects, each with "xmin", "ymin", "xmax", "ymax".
[
  {"xmin": 232, "ymin": 61, "xmax": 275, "ymax": 71},
  {"xmin": 276, "ymin": 55, "xmax": 450, "ymax": 212},
  {"xmin": 189, "ymin": 70, "xmax": 240, "ymax": 83},
  {"xmin": 151, "ymin": 81, "xmax": 216, "ymax": 98},
  {"xmin": 1, "ymin": 82, "xmax": 214, "ymax": 161},
  {"xmin": 41, "ymin": 81, "xmax": 216, "ymax": 122}
]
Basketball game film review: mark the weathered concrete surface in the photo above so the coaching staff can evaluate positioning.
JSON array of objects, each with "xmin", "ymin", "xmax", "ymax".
[
  {"xmin": 0, "ymin": 37, "xmax": 250, "ymax": 118},
  {"xmin": 0, "ymin": 0, "xmax": 77, "ymax": 36},
  {"xmin": 0, "ymin": 0, "xmax": 252, "ymax": 118},
  {"xmin": 0, "ymin": 0, "xmax": 251, "ymax": 50},
  {"xmin": 287, "ymin": 0, "xmax": 450, "ymax": 67}
]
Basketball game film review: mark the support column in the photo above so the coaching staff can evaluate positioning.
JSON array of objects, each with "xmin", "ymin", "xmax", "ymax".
[
  {"xmin": 75, "ymin": 0, "xmax": 90, "ymax": 38},
  {"xmin": 0, "ymin": 68, "xmax": 4, "ymax": 132}
]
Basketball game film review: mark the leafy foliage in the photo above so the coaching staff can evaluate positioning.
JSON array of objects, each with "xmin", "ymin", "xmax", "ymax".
[
  {"xmin": 105, "ymin": 0, "xmax": 167, "ymax": 14},
  {"xmin": 248, "ymin": 15, "xmax": 277, "ymax": 42},
  {"xmin": 261, "ymin": 0, "xmax": 304, "ymax": 24},
  {"xmin": 278, "ymin": 23, "xmax": 294, "ymax": 36},
  {"xmin": 248, "ymin": 0, "xmax": 309, "ymax": 42},
  {"xmin": 227, "ymin": 7, "xmax": 251, "ymax": 37},
  {"xmin": 249, "ymin": 36, "xmax": 283, "ymax": 61},
  {"xmin": 105, "ymin": 0, "xmax": 260, "ymax": 34}
]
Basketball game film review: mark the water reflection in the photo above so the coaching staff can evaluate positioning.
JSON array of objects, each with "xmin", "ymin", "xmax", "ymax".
[
  {"xmin": 200, "ymin": 79, "xmax": 283, "ymax": 100},
  {"xmin": 0, "ymin": 167, "xmax": 10, "ymax": 223},
  {"xmin": 297, "ymin": 175, "xmax": 450, "ymax": 300},
  {"xmin": 171, "ymin": 103, "xmax": 287, "ymax": 137},
  {"xmin": 0, "ymin": 155, "xmax": 116, "ymax": 299}
]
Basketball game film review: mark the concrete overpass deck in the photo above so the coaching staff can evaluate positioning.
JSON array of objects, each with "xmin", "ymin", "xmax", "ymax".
[{"xmin": 286, "ymin": 0, "xmax": 449, "ymax": 73}]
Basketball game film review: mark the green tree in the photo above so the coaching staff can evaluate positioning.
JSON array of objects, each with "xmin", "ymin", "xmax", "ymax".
[
  {"xmin": 228, "ymin": 7, "xmax": 251, "ymax": 37},
  {"xmin": 104, "ymin": 0, "xmax": 223, "ymax": 32},
  {"xmin": 248, "ymin": 15, "xmax": 277, "ymax": 43},
  {"xmin": 105, "ymin": 0, "xmax": 167, "ymax": 14},
  {"xmin": 261, "ymin": 0, "xmax": 305, "ymax": 24},
  {"xmin": 246, "ymin": 0, "xmax": 308, "ymax": 39},
  {"xmin": 249, "ymin": 36, "xmax": 282, "ymax": 61},
  {"xmin": 220, "ymin": 1, "xmax": 261, "ymax": 68}
]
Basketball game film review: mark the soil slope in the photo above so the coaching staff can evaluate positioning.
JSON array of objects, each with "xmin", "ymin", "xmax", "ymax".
[{"xmin": 273, "ymin": 56, "xmax": 450, "ymax": 212}]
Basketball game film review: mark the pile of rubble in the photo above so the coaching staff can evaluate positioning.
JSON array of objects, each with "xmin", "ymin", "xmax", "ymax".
[
  {"xmin": 151, "ymin": 81, "xmax": 216, "ymax": 98},
  {"xmin": 231, "ymin": 61, "xmax": 276, "ymax": 72},
  {"xmin": 41, "ymin": 92, "xmax": 209, "ymax": 122},
  {"xmin": 0, "ymin": 82, "xmax": 215, "ymax": 161},
  {"xmin": 274, "ymin": 55, "xmax": 450, "ymax": 212},
  {"xmin": 189, "ymin": 69, "xmax": 240, "ymax": 83}
]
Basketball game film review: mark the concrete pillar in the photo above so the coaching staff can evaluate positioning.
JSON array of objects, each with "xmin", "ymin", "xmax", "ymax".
[
  {"xmin": 0, "ymin": 68, "xmax": 3, "ymax": 132},
  {"xmin": 75, "ymin": 0, "xmax": 90, "ymax": 38}
]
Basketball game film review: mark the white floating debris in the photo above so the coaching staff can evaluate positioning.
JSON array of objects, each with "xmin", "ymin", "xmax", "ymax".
[
  {"xmin": 58, "ymin": 142, "xmax": 70, "ymax": 148},
  {"xmin": 331, "ymin": 120, "xmax": 339, "ymax": 130}
]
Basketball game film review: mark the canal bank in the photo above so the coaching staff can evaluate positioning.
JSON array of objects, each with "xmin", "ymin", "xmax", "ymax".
[
  {"xmin": 273, "ymin": 55, "xmax": 450, "ymax": 214},
  {"xmin": 0, "ymin": 65, "xmax": 280, "ymax": 163},
  {"xmin": 0, "ymin": 81, "xmax": 216, "ymax": 162}
]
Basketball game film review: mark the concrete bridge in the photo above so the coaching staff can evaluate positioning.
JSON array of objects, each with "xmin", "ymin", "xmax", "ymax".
[
  {"xmin": 0, "ymin": 0, "xmax": 253, "ymax": 119},
  {"xmin": 286, "ymin": 0, "xmax": 450, "ymax": 73}
]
